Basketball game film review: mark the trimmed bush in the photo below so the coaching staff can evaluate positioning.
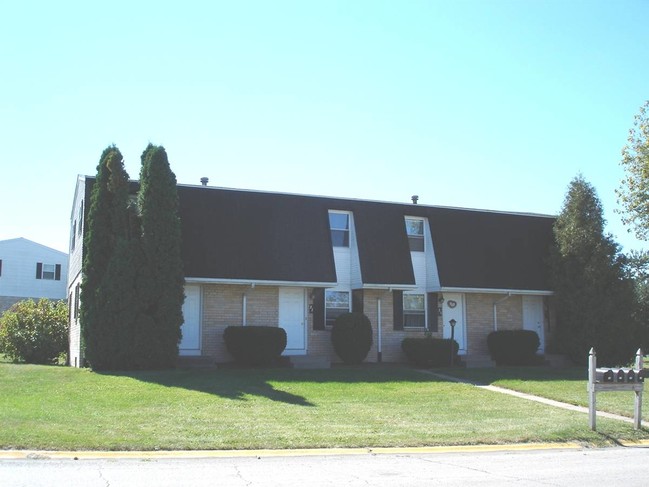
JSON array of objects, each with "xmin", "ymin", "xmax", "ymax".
[
  {"xmin": 401, "ymin": 337, "xmax": 459, "ymax": 367},
  {"xmin": 331, "ymin": 312, "xmax": 372, "ymax": 364},
  {"xmin": 223, "ymin": 326, "xmax": 287, "ymax": 366},
  {"xmin": 487, "ymin": 330, "xmax": 540, "ymax": 365},
  {"xmin": 0, "ymin": 299, "xmax": 68, "ymax": 364}
]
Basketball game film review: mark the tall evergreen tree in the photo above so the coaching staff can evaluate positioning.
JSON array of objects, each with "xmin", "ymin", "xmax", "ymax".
[
  {"xmin": 136, "ymin": 144, "xmax": 185, "ymax": 368},
  {"xmin": 81, "ymin": 146, "xmax": 140, "ymax": 370},
  {"xmin": 550, "ymin": 175, "xmax": 639, "ymax": 365}
]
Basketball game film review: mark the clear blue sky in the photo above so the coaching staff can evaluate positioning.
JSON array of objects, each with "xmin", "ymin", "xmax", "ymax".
[{"xmin": 1, "ymin": 0, "xmax": 648, "ymax": 254}]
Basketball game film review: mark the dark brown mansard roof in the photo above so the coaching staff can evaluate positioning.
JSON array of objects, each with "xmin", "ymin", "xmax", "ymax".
[{"xmin": 83, "ymin": 178, "xmax": 555, "ymax": 291}]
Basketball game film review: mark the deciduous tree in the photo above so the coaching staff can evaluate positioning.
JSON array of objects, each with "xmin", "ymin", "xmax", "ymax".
[{"xmin": 617, "ymin": 100, "xmax": 649, "ymax": 240}]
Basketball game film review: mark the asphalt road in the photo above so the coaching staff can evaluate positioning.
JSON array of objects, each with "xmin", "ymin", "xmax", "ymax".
[{"xmin": 1, "ymin": 446, "xmax": 648, "ymax": 486}]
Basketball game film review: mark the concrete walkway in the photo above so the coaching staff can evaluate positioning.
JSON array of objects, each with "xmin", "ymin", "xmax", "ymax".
[{"xmin": 424, "ymin": 370, "xmax": 638, "ymax": 424}]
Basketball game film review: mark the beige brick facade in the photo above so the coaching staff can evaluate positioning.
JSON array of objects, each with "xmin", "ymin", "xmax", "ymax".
[
  {"xmin": 201, "ymin": 284, "xmax": 278, "ymax": 361},
  {"xmin": 197, "ymin": 285, "xmax": 552, "ymax": 364}
]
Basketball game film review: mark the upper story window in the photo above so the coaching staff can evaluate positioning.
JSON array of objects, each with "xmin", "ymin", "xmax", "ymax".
[
  {"xmin": 78, "ymin": 202, "xmax": 83, "ymax": 236},
  {"xmin": 403, "ymin": 293, "xmax": 426, "ymax": 328},
  {"xmin": 71, "ymin": 221, "xmax": 77, "ymax": 251},
  {"xmin": 325, "ymin": 290, "xmax": 350, "ymax": 327},
  {"xmin": 405, "ymin": 218, "xmax": 424, "ymax": 252},
  {"xmin": 329, "ymin": 211, "xmax": 350, "ymax": 247},
  {"xmin": 36, "ymin": 262, "xmax": 61, "ymax": 281}
]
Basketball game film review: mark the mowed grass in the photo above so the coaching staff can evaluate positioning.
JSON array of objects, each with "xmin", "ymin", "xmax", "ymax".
[
  {"xmin": 443, "ymin": 367, "xmax": 649, "ymax": 421},
  {"xmin": 1, "ymin": 363, "xmax": 647, "ymax": 451}
]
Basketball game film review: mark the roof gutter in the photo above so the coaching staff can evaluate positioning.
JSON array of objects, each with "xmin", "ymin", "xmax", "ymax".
[
  {"xmin": 184, "ymin": 277, "xmax": 336, "ymax": 288},
  {"xmin": 441, "ymin": 287, "xmax": 553, "ymax": 296}
]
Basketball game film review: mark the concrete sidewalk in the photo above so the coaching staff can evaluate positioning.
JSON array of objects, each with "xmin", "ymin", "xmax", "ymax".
[{"xmin": 425, "ymin": 370, "xmax": 640, "ymax": 424}]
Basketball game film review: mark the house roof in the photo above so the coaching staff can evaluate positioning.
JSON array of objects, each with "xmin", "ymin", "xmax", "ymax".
[
  {"xmin": 0, "ymin": 237, "xmax": 69, "ymax": 258},
  {"xmin": 81, "ymin": 177, "xmax": 555, "ymax": 292}
]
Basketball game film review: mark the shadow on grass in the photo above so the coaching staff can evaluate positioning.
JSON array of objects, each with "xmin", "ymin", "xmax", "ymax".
[{"xmin": 97, "ymin": 366, "xmax": 443, "ymax": 407}]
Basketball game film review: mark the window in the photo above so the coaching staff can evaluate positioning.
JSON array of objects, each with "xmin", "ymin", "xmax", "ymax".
[
  {"xmin": 0, "ymin": 259, "xmax": 2, "ymax": 277},
  {"xmin": 405, "ymin": 218, "xmax": 424, "ymax": 251},
  {"xmin": 74, "ymin": 283, "xmax": 80, "ymax": 320},
  {"xmin": 329, "ymin": 212, "xmax": 349, "ymax": 247},
  {"xmin": 403, "ymin": 293, "xmax": 425, "ymax": 328},
  {"xmin": 36, "ymin": 263, "xmax": 61, "ymax": 281},
  {"xmin": 42, "ymin": 264, "xmax": 56, "ymax": 280},
  {"xmin": 71, "ymin": 221, "xmax": 76, "ymax": 251},
  {"xmin": 78, "ymin": 202, "xmax": 83, "ymax": 236},
  {"xmin": 325, "ymin": 290, "xmax": 350, "ymax": 327}
]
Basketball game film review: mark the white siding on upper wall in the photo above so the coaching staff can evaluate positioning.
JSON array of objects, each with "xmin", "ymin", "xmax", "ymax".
[
  {"xmin": 67, "ymin": 175, "xmax": 86, "ymax": 286},
  {"xmin": 0, "ymin": 238, "xmax": 68, "ymax": 300},
  {"xmin": 424, "ymin": 219, "xmax": 441, "ymax": 290},
  {"xmin": 333, "ymin": 247, "xmax": 351, "ymax": 288},
  {"xmin": 349, "ymin": 213, "xmax": 362, "ymax": 289}
]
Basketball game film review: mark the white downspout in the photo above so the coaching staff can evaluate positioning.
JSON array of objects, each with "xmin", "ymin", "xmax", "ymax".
[
  {"xmin": 242, "ymin": 293, "xmax": 247, "ymax": 326},
  {"xmin": 493, "ymin": 293, "xmax": 512, "ymax": 331},
  {"xmin": 377, "ymin": 298, "xmax": 382, "ymax": 363}
]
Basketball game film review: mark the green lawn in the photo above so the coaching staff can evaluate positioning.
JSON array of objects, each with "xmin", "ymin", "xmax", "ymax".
[
  {"xmin": 1, "ymin": 363, "xmax": 647, "ymax": 451},
  {"xmin": 440, "ymin": 366, "xmax": 649, "ymax": 421}
]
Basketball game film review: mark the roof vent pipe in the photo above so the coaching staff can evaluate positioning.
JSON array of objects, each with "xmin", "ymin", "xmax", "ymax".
[
  {"xmin": 411, "ymin": 195, "xmax": 419, "ymax": 204},
  {"xmin": 200, "ymin": 177, "xmax": 209, "ymax": 186}
]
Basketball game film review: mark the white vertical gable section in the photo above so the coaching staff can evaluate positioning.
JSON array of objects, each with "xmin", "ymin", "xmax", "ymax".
[
  {"xmin": 404, "ymin": 216, "xmax": 440, "ymax": 291},
  {"xmin": 424, "ymin": 219, "xmax": 441, "ymax": 290},
  {"xmin": 349, "ymin": 213, "xmax": 362, "ymax": 289},
  {"xmin": 329, "ymin": 210, "xmax": 353, "ymax": 291}
]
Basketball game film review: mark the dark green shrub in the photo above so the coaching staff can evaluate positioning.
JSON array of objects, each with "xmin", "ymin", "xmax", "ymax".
[
  {"xmin": 0, "ymin": 299, "xmax": 68, "ymax": 364},
  {"xmin": 331, "ymin": 312, "xmax": 373, "ymax": 364},
  {"xmin": 223, "ymin": 326, "xmax": 287, "ymax": 366},
  {"xmin": 401, "ymin": 337, "xmax": 459, "ymax": 367},
  {"xmin": 487, "ymin": 330, "xmax": 540, "ymax": 365}
]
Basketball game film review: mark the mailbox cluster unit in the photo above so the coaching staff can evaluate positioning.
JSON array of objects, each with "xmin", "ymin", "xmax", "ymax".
[
  {"xmin": 588, "ymin": 348, "xmax": 644, "ymax": 431},
  {"xmin": 595, "ymin": 368, "xmax": 645, "ymax": 384}
]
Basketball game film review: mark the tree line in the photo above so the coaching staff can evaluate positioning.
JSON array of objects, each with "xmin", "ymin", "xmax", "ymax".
[{"xmin": 551, "ymin": 101, "xmax": 649, "ymax": 365}]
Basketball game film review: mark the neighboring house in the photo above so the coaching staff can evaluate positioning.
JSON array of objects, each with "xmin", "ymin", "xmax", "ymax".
[
  {"xmin": 0, "ymin": 238, "xmax": 68, "ymax": 314},
  {"xmin": 68, "ymin": 175, "xmax": 556, "ymax": 368}
]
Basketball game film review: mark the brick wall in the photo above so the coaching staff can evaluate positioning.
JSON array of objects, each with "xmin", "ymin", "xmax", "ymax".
[
  {"xmin": 198, "ymin": 286, "xmax": 553, "ymax": 363},
  {"xmin": 306, "ymin": 289, "xmax": 442, "ymax": 364},
  {"xmin": 201, "ymin": 284, "xmax": 278, "ymax": 361}
]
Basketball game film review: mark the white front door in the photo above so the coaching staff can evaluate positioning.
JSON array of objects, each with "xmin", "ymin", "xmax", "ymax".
[
  {"xmin": 179, "ymin": 285, "xmax": 201, "ymax": 356},
  {"xmin": 523, "ymin": 295, "xmax": 545, "ymax": 353},
  {"xmin": 442, "ymin": 293, "xmax": 466, "ymax": 354},
  {"xmin": 279, "ymin": 287, "xmax": 306, "ymax": 355}
]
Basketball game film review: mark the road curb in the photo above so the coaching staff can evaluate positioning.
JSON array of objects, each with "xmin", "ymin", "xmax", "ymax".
[{"xmin": 0, "ymin": 442, "xmax": 585, "ymax": 460}]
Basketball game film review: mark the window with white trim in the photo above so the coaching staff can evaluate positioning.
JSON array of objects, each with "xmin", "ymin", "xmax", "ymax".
[
  {"xmin": 403, "ymin": 293, "xmax": 426, "ymax": 328},
  {"xmin": 325, "ymin": 290, "xmax": 350, "ymax": 327},
  {"xmin": 42, "ymin": 264, "xmax": 56, "ymax": 280},
  {"xmin": 329, "ymin": 211, "xmax": 350, "ymax": 247},
  {"xmin": 405, "ymin": 218, "xmax": 424, "ymax": 251}
]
